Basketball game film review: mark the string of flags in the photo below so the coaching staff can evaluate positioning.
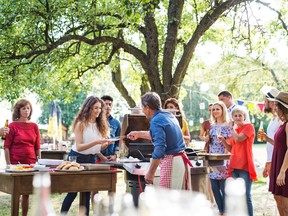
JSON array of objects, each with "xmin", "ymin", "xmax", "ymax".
[{"xmin": 236, "ymin": 99, "xmax": 264, "ymax": 112}]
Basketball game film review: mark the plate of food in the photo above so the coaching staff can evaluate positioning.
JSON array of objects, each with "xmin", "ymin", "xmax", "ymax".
[
  {"xmin": 55, "ymin": 161, "xmax": 85, "ymax": 172},
  {"xmin": 55, "ymin": 168, "xmax": 84, "ymax": 172},
  {"xmin": 6, "ymin": 165, "xmax": 36, "ymax": 173}
]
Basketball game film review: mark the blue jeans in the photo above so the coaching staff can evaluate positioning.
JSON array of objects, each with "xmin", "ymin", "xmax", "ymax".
[
  {"xmin": 232, "ymin": 169, "xmax": 253, "ymax": 216},
  {"xmin": 210, "ymin": 178, "xmax": 226, "ymax": 214},
  {"xmin": 60, "ymin": 150, "xmax": 97, "ymax": 216}
]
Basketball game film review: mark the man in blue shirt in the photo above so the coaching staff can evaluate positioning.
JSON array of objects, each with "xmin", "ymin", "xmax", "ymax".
[
  {"xmin": 99, "ymin": 95, "xmax": 121, "ymax": 161},
  {"xmin": 127, "ymin": 92, "xmax": 191, "ymax": 189}
]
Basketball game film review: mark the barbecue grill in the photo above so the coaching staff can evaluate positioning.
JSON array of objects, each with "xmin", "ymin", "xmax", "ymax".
[{"xmin": 121, "ymin": 113, "xmax": 183, "ymax": 159}]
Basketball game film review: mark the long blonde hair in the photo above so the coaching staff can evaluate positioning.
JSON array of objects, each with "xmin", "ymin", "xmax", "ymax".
[
  {"xmin": 72, "ymin": 96, "xmax": 109, "ymax": 138},
  {"xmin": 211, "ymin": 101, "xmax": 229, "ymax": 124}
]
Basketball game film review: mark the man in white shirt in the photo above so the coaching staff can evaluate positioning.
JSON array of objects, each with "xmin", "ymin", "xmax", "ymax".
[
  {"xmin": 217, "ymin": 90, "xmax": 250, "ymax": 123},
  {"xmin": 261, "ymin": 87, "xmax": 281, "ymax": 178}
]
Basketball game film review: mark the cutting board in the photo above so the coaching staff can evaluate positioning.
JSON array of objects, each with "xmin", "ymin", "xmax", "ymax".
[{"xmin": 80, "ymin": 163, "xmax": 111, "ymax": 170}]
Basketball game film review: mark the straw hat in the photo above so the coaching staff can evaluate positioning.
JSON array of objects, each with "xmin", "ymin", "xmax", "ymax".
[
  {"xmin": 261, "ymin": 86, "xmax": 280, "ymax": 99},
  {"xmin": 268, "ymin": 92, "xmax": 288, "ymax": 109}
]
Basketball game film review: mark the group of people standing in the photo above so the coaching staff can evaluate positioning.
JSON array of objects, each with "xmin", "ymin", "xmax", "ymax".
[
  {"xmin": 1, "ymin": 88, "xmax": 288, "ymax": 216},
  {"xmin": 60, "ymin": 95, "xmax": 121, "ymax": 215},
  {"xmin": 200, "ymin": 91, "xmax": 256, "ymax": 216},
  {"xmin": 1, "ymin": 92, "xmax": 192, "ymax": 216},
  {"xmin": 199, "ymin": 89, "xmax": 288, "ymax": 216},
  {"xmin": 1, "ymin": 95, "xmax": 121, "ymax": 216},
  {"xmin": 263, "ymin": 89, "xmax": 288, "ymax": 216}
]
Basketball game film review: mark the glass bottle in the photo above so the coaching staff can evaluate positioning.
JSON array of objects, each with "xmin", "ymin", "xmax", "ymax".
[
  {"xmin": 30, "ymin": 173, "xmax": 56, "ymax": 216},
  {"xmin": 257, "ymin": 121, "xmax": 264, "ymax": 142},
  {"xmin": 1, "ymin": 119, "xmax": 8, "ymax": 140}
]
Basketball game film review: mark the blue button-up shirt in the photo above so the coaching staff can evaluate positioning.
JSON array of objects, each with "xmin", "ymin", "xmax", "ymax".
[
  {"xmin": 101, "ymin": 115, "xmax": 121, "ymax": 156},
  {"xmin": 150, "ymin": 109, "xmax": 185, "ymax": 159}
]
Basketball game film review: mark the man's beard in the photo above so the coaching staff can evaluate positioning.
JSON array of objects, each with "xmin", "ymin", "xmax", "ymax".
[{"xmin": 264, "ymin": 107, "xmax": 272, "ymax": 113}]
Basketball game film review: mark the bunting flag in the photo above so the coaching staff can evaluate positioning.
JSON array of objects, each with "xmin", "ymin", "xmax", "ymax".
[
  {"xmin": 247, "ymin": 101, "xmax": 255, "ymax": 112},
  {"xmin": 235, "ymin": 99, "xmax": 265, "ymax": 112},
  {"xmin": 237, "ymin": 99, "xmax": 245, "ymax": 105},
  {"xmin": 257, "ymin": 103, "xmax": 265, "ymax": 112}
]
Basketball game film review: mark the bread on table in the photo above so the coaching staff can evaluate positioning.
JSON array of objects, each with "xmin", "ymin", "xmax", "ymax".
[{"xmin": 56, "ymin": 161, "xmax": 84, "ymax": 171}]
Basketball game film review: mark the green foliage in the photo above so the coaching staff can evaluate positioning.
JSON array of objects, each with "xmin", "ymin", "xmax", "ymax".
[
  {"xmin": 0, "ymin": 0, "xmax": 287, "ymax": 110},
  {"xmin": 38, "ymin": 91, "xmax": 87, "ymax": 132}
]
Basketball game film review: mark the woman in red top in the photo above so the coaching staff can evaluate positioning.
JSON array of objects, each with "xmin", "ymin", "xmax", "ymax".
[
  {"xmin": 218, "ymin": 106, "xmax": 257, "ymax": 216},
  {"xmin": 4, "ymin": 99, "xmax": 41, "ymax": 216}
]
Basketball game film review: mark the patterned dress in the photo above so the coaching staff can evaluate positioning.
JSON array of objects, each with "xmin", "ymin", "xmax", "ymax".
[{"xmin": 208, "ymin": 125, "xmax": 231, "ymax": 180}]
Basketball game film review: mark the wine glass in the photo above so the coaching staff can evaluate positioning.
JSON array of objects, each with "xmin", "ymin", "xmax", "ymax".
[{"xmin": 216, "ymin": 127, "xmax": 222, "ymax": 138}]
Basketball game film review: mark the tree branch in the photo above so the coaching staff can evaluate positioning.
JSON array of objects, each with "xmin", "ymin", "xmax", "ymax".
[
  {"xmin": 173, "ymin": 0, "xmax": 248, "ymax": 97},
  {"xmin": 256, "ymin": 0, "xmax": 288, "ymax": 35}
]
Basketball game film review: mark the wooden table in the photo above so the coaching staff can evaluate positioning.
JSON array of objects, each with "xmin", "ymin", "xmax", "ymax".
[
  {"xmin": 0, "ymin": 169, "xmax": 118, "ymax": 216},
  {"xmin": 41, "ymin": 150, "xmax": 68, "ymax": 160}
]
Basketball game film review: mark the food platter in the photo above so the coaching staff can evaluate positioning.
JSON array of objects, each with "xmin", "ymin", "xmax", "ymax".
[
  {"xmin": 80, "ymin": 163, "xmax": 110, "ymax": 170},
  {"xmin": 54, "ymin": 168, "xmax": 84, "ymax": 172},
  {"xmin": 5, "ymin": 169, "xmax": 36, "ymax": 173},
  {"xmin": 5, "ymin": 164, "xmax": 36, "ymax": 173}
]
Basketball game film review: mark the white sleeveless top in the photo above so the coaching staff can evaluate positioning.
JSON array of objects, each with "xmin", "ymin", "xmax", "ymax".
[{"xmin": 72, "ymin": 123, "xmax": 103, "ymax": 155}]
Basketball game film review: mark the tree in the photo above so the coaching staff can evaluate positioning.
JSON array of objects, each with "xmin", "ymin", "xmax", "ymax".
[
  {"xmin": 0, "ymin": 0, "xmax": 287, "ymax": 106},
  {"xmin": 38, "ymin": 91, "xmax": 87, "ymax": 129}
]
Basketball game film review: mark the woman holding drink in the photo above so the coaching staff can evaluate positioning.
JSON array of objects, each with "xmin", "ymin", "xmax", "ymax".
[
  {"xmin": 4, "ymin": 99, "xmax": 41, "ymax": 216},
  {"xmin": 208, "ymin": 101, "xmax": 231, "ymax": 216}
]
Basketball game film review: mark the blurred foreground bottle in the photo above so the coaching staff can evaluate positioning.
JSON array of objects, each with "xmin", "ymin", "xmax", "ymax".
[
  {"xmin": 257, "ymin": 121, "xmax": 264, "ymax": 142},
  {"xmin": 118, "ymin": 193, "xmax": 138, "ymax": 216},
  {"xmin": 30, "ymin": 173, "xmax": 56, "ymax": 216},
  {"xmin": 225, "ymin": 178, "xmax": 248, "ymax": 216},
  {"xmin": 1, "ymin": 119, "xmax": 8, "ymax": 140},
  {"xmin": 93, "ymin": 193, "xmax": 138, "ymax": 216},
  {"xmin": 138, "ymin": 186, "xmax": 213, "ymax": 216}
]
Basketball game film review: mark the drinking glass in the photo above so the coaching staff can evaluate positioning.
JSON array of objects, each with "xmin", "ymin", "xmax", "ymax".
[
  {"xmin": 68, "ymin": 156, "xmax": 77, "ymax": 162},
  {"xmin": 216, "ymin": 127, "xmax": 222, "ymax": 137}
]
